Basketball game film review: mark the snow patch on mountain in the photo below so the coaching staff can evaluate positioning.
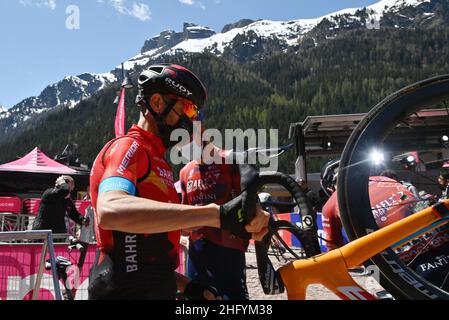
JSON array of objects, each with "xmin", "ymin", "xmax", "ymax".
[
  {"xmin": 0, "ymin": 72, "xmax": 117, "ymax": 140},
  {"xmin": 0, "ymin": 0, "xmax": 439, "ymax": 143},
  {"xmin": 133, "ymin": 0, "xmax": 432, "ymax": 61}
]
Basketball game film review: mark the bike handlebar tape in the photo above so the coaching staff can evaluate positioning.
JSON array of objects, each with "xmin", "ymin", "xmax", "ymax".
[{"xmin": 219, "ymin": 195, "xmax": 251, "ymax": 239}]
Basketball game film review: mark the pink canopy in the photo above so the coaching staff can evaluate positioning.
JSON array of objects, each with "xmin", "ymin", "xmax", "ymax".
[{"xmin": 0, "ymin": 147, "xmax": 78, "ymax": 174}]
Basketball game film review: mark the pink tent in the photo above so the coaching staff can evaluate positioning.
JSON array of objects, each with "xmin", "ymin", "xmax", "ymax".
[
  {"xmin": 0, "ymin": 148, "xmax": 89, "ymax": 192},
  {"xmin": 0, "ymin": 147, "xmax": 77, "ymax": 174}
]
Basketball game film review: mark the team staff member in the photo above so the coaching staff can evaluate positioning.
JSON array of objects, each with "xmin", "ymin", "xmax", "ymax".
[
  {"xmin": 88, "ymin": 64, "xmax": 269, "ymax": 300},
  {"xmin": 32, "ymin": 175, "xmax": 89, "ymax": 235},
  {"xmin": 321, "ymin": 163, "xmax": 449, "ymax": 291},
  {"xmin": 322, "ymin": 175, "xmax": 418, "ymax": 250},
  {"xmin": 438, "ymin": 168, "xmax": 449, "ymax": 201},
  {"xmin": 180, "ymin": 156, "xmax": 249, "ymax": 300}
]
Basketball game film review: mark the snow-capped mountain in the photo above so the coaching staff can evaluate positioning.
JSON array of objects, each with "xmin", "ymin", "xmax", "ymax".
[
  {"xmin": 1, "ymin": 0, "xmax": 445, "ymax": 144},
  {"xmin": 122, "ymin": 0, "xmax": 440, "ymax": 68},
  {"xmin": 140, "ymin": 22, "xmax": 216, "ymax": 55},
  {"xmin": 0, "ymin": 73, "xmax": 116, "ymax": 139}
]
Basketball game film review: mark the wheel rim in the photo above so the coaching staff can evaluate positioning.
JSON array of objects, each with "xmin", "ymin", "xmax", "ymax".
[{"xmin": 338, "ymin": 75, "xmax": 449, "ymax": 299}]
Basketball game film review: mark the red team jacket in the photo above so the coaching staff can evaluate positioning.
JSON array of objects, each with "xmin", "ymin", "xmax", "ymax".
[
  {"xmin": 322, "ymin": 176, "xmax": 417, "ymax": 250},
  {"xmin": 89, "ymin": 125, "xmax": 181, "ymax": 278},
  {"xmin": 179, "ymin": 161, "xmax": 248, "ymax": 252},
  {"xmin": 322, "ymin": 176, "xmax": 449, "ymax": 287}
]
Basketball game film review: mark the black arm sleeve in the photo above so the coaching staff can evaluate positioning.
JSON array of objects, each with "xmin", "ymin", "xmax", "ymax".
[
  {"xmin": 66, "ymin": 199, "xmax": 85, "ymax": 225},
  {"xmin": 41, "ymin": 184, "xmax": 70, "ymax": 202}
]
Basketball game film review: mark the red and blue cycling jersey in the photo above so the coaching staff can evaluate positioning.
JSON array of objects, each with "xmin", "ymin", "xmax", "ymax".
[
  {"xmin": 179, "ymin": 161, "xmax": 250, "ymax": 299},
  {"xmin": 322, "ymin": 176, "xmax": 449, "ymax": 288},
  {"xmin": 322, "ymin": 176, "xmax": 417, "ymax": 250},
  {"xmin": 89, "ymin": 125, "xmax": 180, "ymax": 297},
  {"xmin": 179, "ymin": 161, "xmax": 248, "ymax": 251}
]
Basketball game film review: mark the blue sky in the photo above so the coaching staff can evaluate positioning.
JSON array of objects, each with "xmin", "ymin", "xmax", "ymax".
[{"xmin": 0, "ymin": 0, "xmax": 379, "ymax": 108}]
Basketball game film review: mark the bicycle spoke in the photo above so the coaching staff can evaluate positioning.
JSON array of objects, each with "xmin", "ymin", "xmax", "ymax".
[{"xmin": 440, "ymin": 269, "xmax": 449, "ymax": 289}]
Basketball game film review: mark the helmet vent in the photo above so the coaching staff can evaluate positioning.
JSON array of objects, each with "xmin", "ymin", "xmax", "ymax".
[{"xmin": 149, "ymin": 66, "xmax": 164, "ymax": 74}]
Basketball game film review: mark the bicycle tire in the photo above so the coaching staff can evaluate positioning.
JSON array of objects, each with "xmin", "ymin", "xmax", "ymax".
[
  {"xmin": 245, "ymin": 171, "xmax": 321, "ymax": 256},
  {"xmin": 338, "ymin": 75, "xmax": 449, "ymax": 299},
  {"xmin": 273, "ymin": 219, "xmax": 309, "ymax": 259},
  {"xmin": 242, "ymin": 169, "xmax": 321, "ymax": 294},
  {"xmin": 271, "ymin": 224, "xmax": 303, "ymax": 262}
]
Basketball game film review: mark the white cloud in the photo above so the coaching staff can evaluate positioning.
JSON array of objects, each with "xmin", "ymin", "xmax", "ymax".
[
  {"xmin": 179, "ymin": 0, "xmax": 206, "ymax": 10},
  {"xmin": 19, "ymin": 0, "xmax": 56, "ymax": 10},
  {"xmin": 99, "ymin": 0, "xmax": 151, "ymax": 21},
  {"xmin": 131, "ymin": 3, "xmax": 151, "ymax": 21}
]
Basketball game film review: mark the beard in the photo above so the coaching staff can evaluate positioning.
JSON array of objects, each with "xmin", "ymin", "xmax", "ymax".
[{"xmin": 158, "ymin": 114, "xmax": 194, "ymax": 149}]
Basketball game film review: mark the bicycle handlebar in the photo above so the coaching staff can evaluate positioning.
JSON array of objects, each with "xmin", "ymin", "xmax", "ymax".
[
  {"xmin": 220, "ymin": 144, "xmax": 295, "ymax": 173},
  {"xmin": 235, "ymin": 165, "xmax": 321, "ymax": 294}
]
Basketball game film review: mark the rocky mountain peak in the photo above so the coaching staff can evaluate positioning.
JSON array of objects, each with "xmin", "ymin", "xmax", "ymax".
[
  {"xmin": 221, "ymin": 19, "xmax": 256, "ymax": 33},
  {"xmin": 141, "ymin": 22, "xmax": 215, "ymax": 54}
]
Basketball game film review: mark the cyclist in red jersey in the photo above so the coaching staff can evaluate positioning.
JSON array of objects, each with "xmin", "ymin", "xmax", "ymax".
[
  {"xmin": 322, "ymin": 175, "xmax": 417, "ymax": 250},
  {"xmin": 88, "ymin": 64, "xmax": 269, "ymax": 300},
  {"xmin": 180, "ymin": 155, "xmax": 250, "ymax": 300},
  {"xmin": 438, "ymin": 168, "xmax": 449, "ymax": 201},
  {"xmin": 321, "ymin": 161, "xmax": 449, "ymax": 292}
]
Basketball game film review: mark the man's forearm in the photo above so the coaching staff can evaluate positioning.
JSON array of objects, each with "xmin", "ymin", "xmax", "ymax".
[{"xmin": 98, "ymin": 192, "xmax": 220, "ymax": 234}]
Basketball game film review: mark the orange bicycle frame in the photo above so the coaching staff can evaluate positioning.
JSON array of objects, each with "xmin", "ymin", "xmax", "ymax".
[{"xmin": 279, "ymin": 200, "xmax": 449, "ymax": 300}]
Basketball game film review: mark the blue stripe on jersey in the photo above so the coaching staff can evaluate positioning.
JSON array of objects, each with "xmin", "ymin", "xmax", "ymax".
[{"xmin": 99, "ymin": 177, "xmax": 136, "ymax": 196}]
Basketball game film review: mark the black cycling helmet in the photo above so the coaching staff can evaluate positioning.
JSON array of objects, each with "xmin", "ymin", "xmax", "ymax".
[
  {"xmin": 137, "ymin": 63, "xmax": 207, "ymax": 108},
  {"xmin": 320, "ymin": 158, "xmax": 340, "ymax": 197}
]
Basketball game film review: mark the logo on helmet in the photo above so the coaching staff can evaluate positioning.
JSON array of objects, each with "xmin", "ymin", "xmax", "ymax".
[{"xmin": 165, "ymin": 78, "xmax": 193, "ymax": 97}]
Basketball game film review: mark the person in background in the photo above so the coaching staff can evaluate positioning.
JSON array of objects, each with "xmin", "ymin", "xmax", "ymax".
[
  {"xmin": 322, "ymin": 162, "xmax": 449, "ymax": 296},
  {"xmin": 32, "ymin": 175, "xmax": 89, "ymax": 237},
  {"xmin": 438, "ymin": 168, "xmax": 449, "ymax": 201},
  {"xmin": 321, "ymin": 164, "xmax": 417, "ymax": 251},
  {"xmin": 379, "ymin": 169, "xmax": 421, "ymax": 200},
  {"xmin": 180, "ymin": 150, "xmax": 249, "ymax": 300},
  {"xmin": 88, "ymin": 64, "xmax": 269, "ymax": 300}
]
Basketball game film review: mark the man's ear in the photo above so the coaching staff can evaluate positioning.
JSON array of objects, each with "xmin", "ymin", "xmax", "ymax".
[{"xmin": 149, "ymin": 93, "xmax": 165, "ymax": 114}]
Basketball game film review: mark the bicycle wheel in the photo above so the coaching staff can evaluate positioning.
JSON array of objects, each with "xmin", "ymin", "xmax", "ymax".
[
  {"xmin": 269, "ymin": 220, "xmax": 308, "ymax": 262},
  {"xmin": 338, "ymin": 75, "xmax": 449, "ymax": 299},
  {"xmin": 241, "ymin": 167, "xmax": 321, "ymax": 294}
]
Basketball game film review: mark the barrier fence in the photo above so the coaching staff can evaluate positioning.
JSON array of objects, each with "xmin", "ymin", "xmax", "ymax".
[
  {"xmin": 0, "ymin": 212, "xmax": 333, "ymax": 300},
  {"xmin": 0, "ymin": 236, "xmax": 186, "ymax": 300},
  {"xmin": 266, "ymin": 212, "xmax": 339, "ymax": 253},
  {"xmin": 0, "ymin": 231, "xmax": 62, "ymax": 300}
]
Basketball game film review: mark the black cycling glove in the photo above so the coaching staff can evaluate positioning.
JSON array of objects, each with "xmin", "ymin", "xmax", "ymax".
[
  {"xmin": 184, "ymin": 280, "xmax": 220, "ymax": 300},
  {"xmin": 219, "ymin": 195, "xmax": 251, "ymax": 239}
]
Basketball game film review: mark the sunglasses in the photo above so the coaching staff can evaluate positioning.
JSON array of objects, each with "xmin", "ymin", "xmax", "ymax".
[{"xmin": 165, "ymin": 94, "xmax": 202, "ymax": 121}]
